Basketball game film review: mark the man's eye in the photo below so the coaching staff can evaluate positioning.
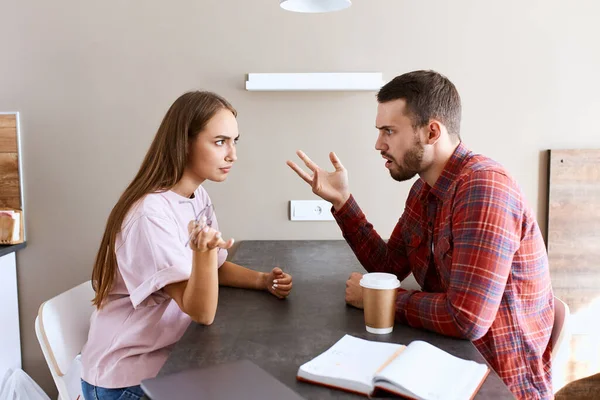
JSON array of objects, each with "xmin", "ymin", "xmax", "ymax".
[{"xmin": 386, "ymin": 129, "xmax": 393, "ymax": 135}]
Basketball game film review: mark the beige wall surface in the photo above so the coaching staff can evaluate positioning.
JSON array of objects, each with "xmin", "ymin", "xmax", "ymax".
[{"xmin": 1, "ymin": 0, "xmax": 600, "ymax": 396}]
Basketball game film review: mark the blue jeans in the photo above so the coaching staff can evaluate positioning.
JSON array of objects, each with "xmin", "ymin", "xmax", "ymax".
[{"xmin": 81, "ymin": 379, "xmax": 145, "ymax": 400}]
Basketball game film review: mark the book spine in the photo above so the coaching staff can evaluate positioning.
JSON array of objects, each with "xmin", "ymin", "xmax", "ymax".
[{"xmin": 296, "ymin": 376, "xmax": 371, "ymax": 397}]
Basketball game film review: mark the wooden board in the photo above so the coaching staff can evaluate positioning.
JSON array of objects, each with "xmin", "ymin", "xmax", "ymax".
[
  {"xmin": 547, "ymin": 149, "xmax": 600, "ymax": 315},
  {"xmin": 0, "ymin": 114, "xmax": 18, "ymax": 153},
  {"xmin": 547, "ymin": 149, "xmax": 600, "ymax": 384},
  {"xmin": 0, "ymin": 114, "xmax": 21, "ymax": 210}
]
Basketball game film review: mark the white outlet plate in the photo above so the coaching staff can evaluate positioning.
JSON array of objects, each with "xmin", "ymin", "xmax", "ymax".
[{"xmin": 290, "ymin": 200, "xmax": 334, "ymax": 221}]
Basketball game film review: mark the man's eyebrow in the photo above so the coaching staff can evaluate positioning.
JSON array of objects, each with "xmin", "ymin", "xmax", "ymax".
[{"xmin": 375, "ymin": 125, "xmax": 394, "ymax": 130}]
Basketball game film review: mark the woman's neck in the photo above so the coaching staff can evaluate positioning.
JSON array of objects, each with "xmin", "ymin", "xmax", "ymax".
[{"xmin": 172, "ymin": 172, "xmax": 204, "ymax": 198}]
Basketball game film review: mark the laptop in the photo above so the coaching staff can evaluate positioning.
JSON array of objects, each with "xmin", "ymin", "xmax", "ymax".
[{"xmin": 141, "ymin": 359, "xmax": 305, "ymax": 400}]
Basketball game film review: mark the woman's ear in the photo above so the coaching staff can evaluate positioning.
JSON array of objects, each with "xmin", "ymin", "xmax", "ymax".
[{"xmin": 186, "ymin": 135, "xmax": 196, "ymax": 156}]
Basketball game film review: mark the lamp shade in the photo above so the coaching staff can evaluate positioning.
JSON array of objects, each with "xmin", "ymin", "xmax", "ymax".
[{"xmin": 280, "ymin": 0, "xmax": 351, "ymax": 13}]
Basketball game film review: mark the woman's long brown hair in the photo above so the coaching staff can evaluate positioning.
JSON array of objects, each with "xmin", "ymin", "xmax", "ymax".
[{"xmin": 92, "ymin": 91, "xmax": 236, "ymax": 308}]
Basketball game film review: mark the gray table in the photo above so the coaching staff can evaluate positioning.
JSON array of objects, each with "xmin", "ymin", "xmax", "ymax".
[{"xmin": 160, "ymin": 240, "xmax": 514, "ymax": 399}]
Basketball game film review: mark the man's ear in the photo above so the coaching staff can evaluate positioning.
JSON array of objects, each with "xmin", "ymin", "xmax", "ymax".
[{"xmin": 426, "ymin": 120, "xmax": 443, "ymax": 145}]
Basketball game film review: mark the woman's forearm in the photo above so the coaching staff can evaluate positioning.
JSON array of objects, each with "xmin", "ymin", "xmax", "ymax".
[
  {"xmin": 218, "ymin": 261, "xmax": 267, "ymax": 290},
  {"xmin": 181, "ymin": 250, "xmax": 219, "ymax": 325}
]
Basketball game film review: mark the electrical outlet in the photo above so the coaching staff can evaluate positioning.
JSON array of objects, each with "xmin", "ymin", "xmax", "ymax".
[{"xmin": 289, "ymin": 200, "xmax": 334, "ymax": 221}]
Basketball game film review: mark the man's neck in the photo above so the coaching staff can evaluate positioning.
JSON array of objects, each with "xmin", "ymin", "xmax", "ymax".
[{"xmin": 420, "ymin": 140, "xmax": 461, "ymax": 187}]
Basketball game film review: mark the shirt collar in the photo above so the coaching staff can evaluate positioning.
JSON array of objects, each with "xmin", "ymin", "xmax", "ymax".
[{"xmin": 422, "ymin": 142, "xmax": 472, "ymax": 202}]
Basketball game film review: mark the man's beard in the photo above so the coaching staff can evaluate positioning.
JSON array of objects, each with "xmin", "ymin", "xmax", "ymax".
[{"xmin": 385, "ymin": 139, "xmax": 424, "ymax": 182}]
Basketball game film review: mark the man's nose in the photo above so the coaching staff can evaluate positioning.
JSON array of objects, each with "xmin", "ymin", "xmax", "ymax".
[{"xmin": 375, "ymin": 133, "xmax": 387, "ymax": 152}]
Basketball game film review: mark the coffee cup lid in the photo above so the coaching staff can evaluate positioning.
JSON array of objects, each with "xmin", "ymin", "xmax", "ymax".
[{"xmin": 360, "ymin": 272, "xmax": 400, "ymax": 290}]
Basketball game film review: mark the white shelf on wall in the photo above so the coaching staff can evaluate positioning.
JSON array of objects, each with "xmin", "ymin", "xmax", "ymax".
[{"xmin": 245, "ymin": 72, "xmax": 384, "ymax": 91}]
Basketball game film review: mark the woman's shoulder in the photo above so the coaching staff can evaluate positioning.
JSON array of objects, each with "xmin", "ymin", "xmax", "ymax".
[
  {"xmin": 124, "ymin": 187, "xmax": 211, "ymax": 222},
  {"xmin": 134, "ymin": 192, "xmax": 173, "ymax": 216},
  {"xmin": 122, "ymin": 192, "xmax": 175, "ymax": 230},
  {"xmin": 117, "ymin": 192, "xmax": 176, "ymax": 244}
]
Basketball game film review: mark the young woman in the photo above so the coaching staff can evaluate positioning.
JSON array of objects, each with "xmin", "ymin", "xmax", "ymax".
[{"xmin": 80, "ymin": 91, "xmax": 293, "ymax": 400}]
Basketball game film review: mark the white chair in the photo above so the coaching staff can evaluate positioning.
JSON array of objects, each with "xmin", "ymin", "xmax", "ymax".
[
  {"xmin": 35, "ymin": 281, "xmax": 95, "ymax": 400},
  {"xmin": 551, "ymin": 296, "xmax": 571, "ymax": 394}
]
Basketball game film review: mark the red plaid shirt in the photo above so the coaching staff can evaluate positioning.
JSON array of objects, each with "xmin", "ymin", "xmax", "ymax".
[{"xmin": 334, "ymin": 143, "xmax": 554, "ymax": 399}]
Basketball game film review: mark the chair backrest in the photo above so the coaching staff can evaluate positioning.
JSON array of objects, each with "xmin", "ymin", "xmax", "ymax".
[
  {"xmin": 551, "ymin": 297, "xmax": 570, "ymax": 357},
  {"xmin": 551, "ymin": 296, "xmax": 571, "ymax": 393},
  {"xmin": 35, "ymin": 280, "xmax": 95, "ymax": 400}
]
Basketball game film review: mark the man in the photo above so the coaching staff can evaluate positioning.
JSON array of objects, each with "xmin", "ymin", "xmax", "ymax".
[{"xmin": 287, "ymin": 70, "xmax": 554, "ymax": 399}]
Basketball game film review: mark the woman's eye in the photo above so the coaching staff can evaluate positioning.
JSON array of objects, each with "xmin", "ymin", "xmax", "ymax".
[{"xmin": 215, "ymin": 140, "xmax": 224, "ymax": 146}]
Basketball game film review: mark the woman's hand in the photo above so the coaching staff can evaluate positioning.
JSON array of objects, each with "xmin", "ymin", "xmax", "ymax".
[
  {"xmin": 262, "ymin": 267, "xmax": 293, "ymax": 299},
  {"xmin": 188, "ymin": 216, "xmax": 234, "ymax": 252}
]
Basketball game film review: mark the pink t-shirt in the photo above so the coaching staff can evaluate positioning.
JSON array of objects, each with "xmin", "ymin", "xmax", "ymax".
[{"xmin": 81, "ymin": 187, "xmax": 227, "ymax": 388}]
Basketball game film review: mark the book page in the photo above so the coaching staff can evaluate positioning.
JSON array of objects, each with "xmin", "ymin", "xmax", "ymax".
[
  {"xmin": 298, "ymin": 335, "xmax": 403, "ymax": 395},
  {"xmin": 374, "ymin": 340, "xmax": 489, "ymax": 400}
]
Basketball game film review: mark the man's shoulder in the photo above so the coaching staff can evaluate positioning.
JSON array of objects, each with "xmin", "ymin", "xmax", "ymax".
[
  {"xmin": 452, "ymin": 152, "xmax": 528, "ymax": 212},
  {"xmin": 463, "ymin": 152, "xmax": 507, "ymax": 174},
  {"xmin": 457, "ymin": 152, "xmax": 516, "ymax": 186}
]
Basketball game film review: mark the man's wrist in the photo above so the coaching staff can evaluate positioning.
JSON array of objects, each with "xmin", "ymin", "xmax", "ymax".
[{"xmin": 332, "ymin": 194, "xmax": 350, "ymax": 212}]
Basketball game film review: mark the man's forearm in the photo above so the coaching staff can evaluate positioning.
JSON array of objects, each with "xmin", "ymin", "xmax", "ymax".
[{"xmin": 334, "ymin": 195, "xmax": 411, "ymax": 278}]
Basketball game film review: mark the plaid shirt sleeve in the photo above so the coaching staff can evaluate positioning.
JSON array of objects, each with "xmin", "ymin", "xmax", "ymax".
[
  {"xmin": 396, "ymin": 170, "xmax": 522, "ymax": 340},
  {"xmin": 333, "ymin": 195, "xmax": 412, "ymax": 281}
]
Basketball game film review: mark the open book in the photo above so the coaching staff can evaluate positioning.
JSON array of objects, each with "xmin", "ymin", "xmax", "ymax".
[{"xmin": 297, "ymin": 335, "xmax": 489, "ymax": 400}]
